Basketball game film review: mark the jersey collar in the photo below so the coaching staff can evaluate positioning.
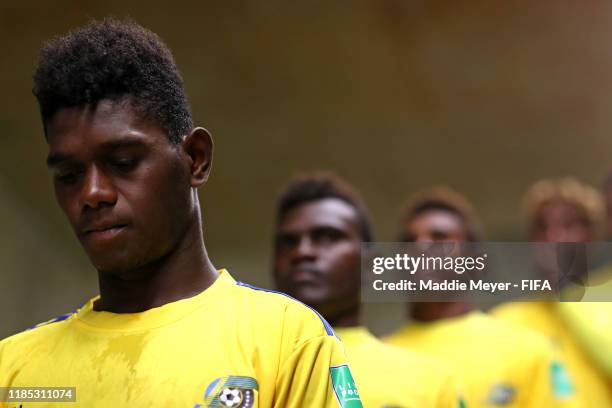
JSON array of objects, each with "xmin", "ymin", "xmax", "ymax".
[{"xmin": 74, "ymin": 269, "xmax": 234, "ymax": 331}]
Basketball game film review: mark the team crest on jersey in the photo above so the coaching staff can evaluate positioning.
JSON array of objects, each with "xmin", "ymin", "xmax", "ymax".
[
  {"xmin": 486, "ymin": 383, "xmax": 516, "ymax": 405},
  {"xmin": 195, "ymin": 376, "xmax": 258, "ymax": 408}
]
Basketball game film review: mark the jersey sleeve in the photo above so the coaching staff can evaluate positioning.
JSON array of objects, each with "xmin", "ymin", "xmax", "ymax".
[
  {"xmin": 274, "ymin": 334, "xmax": 363, "ymax": 408},
  {"xmin": 557, "ymin": 302, "xmax": 612, "ymax": 377}
]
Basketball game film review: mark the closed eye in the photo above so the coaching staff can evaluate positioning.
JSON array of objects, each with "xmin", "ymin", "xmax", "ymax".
[
  {"xmin": 311, "ymin": 227, "xmax": 345, "ymax": 244},
  {"xmin": 53, "ymin": 165, "xmax": 84, "ymax": 186},
  {"xmin": 55, "ymin": 172, "xmax": 79, "ymax": 185},
  {"xmin": 276, "ymin": 234, "xmax": 299, "ymax": 250},
  {"xmin": 108, "ymin": 156, "xmax": 140, "ymax": 173}
]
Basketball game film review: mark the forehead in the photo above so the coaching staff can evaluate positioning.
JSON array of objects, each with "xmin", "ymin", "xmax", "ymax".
[
  {"xmin": 407, "ymin": 209, "xmax": 464, "ymax": 233},
  {"xmin": 46, "ymin": 99, "xmax": 167, "ymax": 152},
  {"xmin": 279, "ymin": 198, "xmax": 360, "ymax": 233}
]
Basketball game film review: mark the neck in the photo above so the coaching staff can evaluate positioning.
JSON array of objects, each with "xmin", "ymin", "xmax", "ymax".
[
  {"xmin": 410, "ymin": 301, "xmax": 472, "ymax": 322},
  {"xmin": 94, "ymin": 213, "xmax": 217, "ymax": 313}
]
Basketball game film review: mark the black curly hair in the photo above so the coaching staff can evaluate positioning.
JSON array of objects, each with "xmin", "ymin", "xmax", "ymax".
[
  {"xmin": 399, "ymin": 186, "xmax": 484, "ymax": 242},
  {"xmin": 33, "ymin": 18, "xmax": 193, "ymax": 144},
  {"xmin": 276, "ymin": 172, "xmax": 374, "ymax": 242}
]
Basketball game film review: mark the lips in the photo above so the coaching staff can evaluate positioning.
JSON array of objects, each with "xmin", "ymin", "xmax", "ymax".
[
  {"xmin": 81, "ymin": 222, "xmax": 128, "ymax": 243},
  {"xmin": 290, "ymin": 267, "xmax": 322, "ymax": 284}
]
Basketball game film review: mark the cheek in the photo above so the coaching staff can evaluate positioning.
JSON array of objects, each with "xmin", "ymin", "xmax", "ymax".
[
  {"xmin": 326, "ymin": 246, "xmax": 361, "ymax": 283},
  {"xmin": 574, "ymin": 226, "xmax": 592, "ymax": 240},
  {"xmin": 273, "ymin": 256, "xmax": 289, "ymax": 280},
  {"xmin": 135, "ymin": 159, "xmax": 189, "ymax": 212},
  {"xmin": 129, "ymin": 189, "xmax": 185, "ymax": 235},
  {"xmin": 54, "ymin": 187, "xmax": 80, "ymax": 226}
]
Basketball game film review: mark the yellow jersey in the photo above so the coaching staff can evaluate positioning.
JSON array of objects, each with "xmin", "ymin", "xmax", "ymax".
[
  {"xmin": 383, "ymin": 311, "xmax": 576, "ymax": 408},
  {"xmin": 492, "ymin": 301, "xmax": 612, "ymax": 408},
  {"xmin": 557, "ymin": 302, "xmax": 612, "ymax": 377},
  {"xmin": 335, "ymin": 326, "xmax": 464, "ymax": 408},
  {"xmin": 0, "ymin": 270, "xmax": 362, "ymax": 408}
]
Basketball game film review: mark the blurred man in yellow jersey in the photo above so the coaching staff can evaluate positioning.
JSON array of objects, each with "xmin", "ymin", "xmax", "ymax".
[
  {"xmin": 555, "ymin": 173, "xmax": 612, "ymax": 380},
  {"xmin": 491, "ymin": 177, "xmax": 612, "ymax": 407},
  {"xmin": 272, "ymin": 173, "xmax": 465, "ymax": 408},
  {"xmin": 0, "ymin": 20, "xmax": 361, "ymax": 408},
  {"xmin": 603, "ymin": 171, "xmax": 612, "ymax": 240},
  {"xmin": 384, "ymin": 187, "xmax": 577, "ymax": 408}
]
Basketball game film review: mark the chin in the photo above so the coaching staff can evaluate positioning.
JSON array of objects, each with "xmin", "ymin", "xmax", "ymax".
[
  {"xmin": 90, "ymin": 255, "xmax": 144, "ymax": 278},
  {"xmin": 288, "ymin": 288, "xmax": 328, "ymax": 308}
]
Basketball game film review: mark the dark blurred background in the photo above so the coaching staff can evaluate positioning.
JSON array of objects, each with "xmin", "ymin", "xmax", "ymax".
[{"xmin": 2, "ymin": 1, "xmax": 612, "ymax": 338}]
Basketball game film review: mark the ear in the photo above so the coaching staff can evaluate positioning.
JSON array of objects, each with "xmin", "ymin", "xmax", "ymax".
[{"xmin": 182, "ymin": 127, "xmax": 214, "ymax": 188}]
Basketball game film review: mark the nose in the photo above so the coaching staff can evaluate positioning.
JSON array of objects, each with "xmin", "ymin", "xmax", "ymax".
[
  {"xmin": 545, "ymin": 228, "xmax": 560, "ymax": 242},
  {"xmin": 80, "ymin": 165, "xmax": 117, "ymax": 210},
  {"xmin": 292, "ymin": 236, "xmax": 317, "ymax": 261},
  {"xmin": 544, "ymin": 225, "xmax": 573, "ymax": 243}
]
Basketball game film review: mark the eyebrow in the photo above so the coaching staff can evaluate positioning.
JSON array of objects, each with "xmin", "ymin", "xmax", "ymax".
[
  {"xmin": 46, "ymin": 136, "xmax": 148, "ymax": 168},
  {"xmin": 46, "ymin": 153, "xmax": 72, "ymax": 168},
  {"xmin": 276, "ymin": 223, "xmax": 346, "ymax": 237}
]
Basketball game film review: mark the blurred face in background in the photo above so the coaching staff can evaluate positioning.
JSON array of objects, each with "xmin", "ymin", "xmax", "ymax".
[
  {"xmin": 531, "ymin": 201, "xmax": 595, "ymax": 243},
  {"xmin": 402, "ymin": 209, "xmax": 469, "ymax": 283},
  {"xmin": 530, "ymin": 201, "xmax": 596, "ymax": 292},
  {"xmin": 403, "ymin": 209, "xmax": 467, "ymax": 244},
  {"xmin": 603, "ymin": 186, "xmax": 612, "ymax": 238},
  {"xmin": 403, "ymin": 208, "xmax": 476, "ymax": 312},
  {"xmin": 273, "ymin": 198, "xmax": 362, "ymax": 321}
]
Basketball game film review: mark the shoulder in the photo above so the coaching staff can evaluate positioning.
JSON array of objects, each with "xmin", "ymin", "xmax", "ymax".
[
  {"xmin": 0, "ymin": 311, "xmax": 76, "ymax": 355},
  {"xmin": 381, "ymin": 340, "xmax": 455, "ymax": 383},
  {"xmin": 472, "ymin": 311, "xmax": 546, "ymax": 341},
  {"xmin": 227, "ymin": 280, "xmax": 345, "ymax": 371},
  {"xmin": 230, "ymin": 280, "xmax": 335, "ymax": 339},
  {"xmin": 473, "ymin": 312, "xmax": 553, "ymax": 365},
  {"xmin": 368, "ymin": 337, "xmax": 452, "ymax": 376},
  {"xmin": 489, "ymin": 304, "xmax": 557, "ymax": 347},
  {"xmin": 490, "ymin": 301, "xmax": 539, "ymax": 322},
  {"xmin": 381, "ymin": 325, "xmax": 410, "ymax": 347}
]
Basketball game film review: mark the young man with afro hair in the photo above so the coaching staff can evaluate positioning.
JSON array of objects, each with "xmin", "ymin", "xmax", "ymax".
[{"xmin": 0, "ymin": 19, "xmax": 361, "ymax": 408}]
